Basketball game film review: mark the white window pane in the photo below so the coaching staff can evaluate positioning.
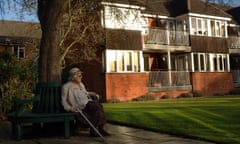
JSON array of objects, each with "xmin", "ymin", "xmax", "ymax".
[
  {"xmin": 213, "ymin": 56, "xmax": 217, "ymax": 71},
  {"xmin": 126, "ymin": 52, "xmax": 132, "ymax": 71},
  {"xmin": 191, "ymin": 18, "xmax": 196, "ymax": 35},
  {"xmin": 197, "ymin": 19, "xmax": 202, "ymax": 35},
  {"xmin": 13, "ymin": 46, "xmax": 18, "ymax": 56},
  {"xmin": 134, "ymin": 52, "xmax": 140, "ymax": 72},
  {"xmin": 108, "ymin": 51, "xmax": 117, "ymax": 72},
  {"xmin": 106, "ymin": 50, "xmax": 142, "ymax": 73},
  {"xmin": 19, "ymin": 48, "xmax": 25, "ymax": 58},
  {"xmin": 220, "ymin": 22, "xmax": 225, "ymax": 37},
  {"xmin": 206, "ymin": 54, "xmax": 210, "ymax": 71},
  {"xmin": 203, "ymin": 19, "xmax": 208, "ymax": 36},
  {"xmin": 194, "ymin": 53, "xmax": 199, "ymax": 71},
  {"xmin": 144, "ymin": 55, "xmax": 150, "ymax": 71},
  {"xmin": 211, "ymin": 21, "xmax": 215, "ymax": 36},
  {"xmin": 224, "ymin": 56, "xmax": 227, "ymax": 71},
  {"xmin": 117, "ymin": 52, "xmax": 124, "ymax": 71},
  {"xmin": 219, "ymin": 55, "xmax": 223, "ymax": 71},
  {"xmin": 200, "ymin": 54, "xmax": 204, "ymax": 71},
  {"xmin": 216, "ymin": 21, "xmax": 220, "ymax": 36}
]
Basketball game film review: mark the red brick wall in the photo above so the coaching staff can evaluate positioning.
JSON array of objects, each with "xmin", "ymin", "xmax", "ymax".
[
  {"xmin": 106, "ymin": 73, "xmax": 148, "ymax": 101},
  {"xmin": 191, "ymin": 72, "xmax": 234, "ymax": 96},
  {"xmin": 0, "ymin": 46, "xmax": 11, "ymax": 52}
]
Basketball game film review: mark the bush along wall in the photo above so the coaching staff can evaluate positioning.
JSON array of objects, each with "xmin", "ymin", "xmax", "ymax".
[{"xmin": 0, "ymin": 51, "xmax": 37, "ymax": 119}]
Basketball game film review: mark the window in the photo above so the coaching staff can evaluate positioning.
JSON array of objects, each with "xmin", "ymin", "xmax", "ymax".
[
  {"xmin": 106, "ymin": 50, "xmax": 143, "ymax": 72},
  {"xmin": 194, "ymin": 53, "xmax": 199, "ymax": 71},
  {"xmin": 191, "ymin": 18, "xmax": 208, "ymax": 36},
  {"xmin": 220, "ymin": 22, "xmax": 226, "ymax": 37},
  {"xmin": 190, "ymin": 17, "xmax": 226, "ymax": 37},
  {"xmin": 193, "ymin": 53, "xmax": 229, "ymax": 72},
  {"xmin": 202, "ymin": 19, "xmax": 208, "ymax": 36},
  {"xmin": 143, "ymin": 54, "xmax": 150, "ymax": 71},
  {"xmin": 191, "ymin": 17, "xmax": 196, "ymax": 35},
  {"xmin": 177, "ymin": 55, "xmax": 189, "ymax": 71},
  {"xmin": 211, "ymin": 54, "xmax": 228, "ymax": 72},
  {"xmin": 197, "ymin": 19, "xmax": 202, "ymax": 35},
  {"xmin": 171, "ymin": 55, "xmax": 177, "ymax": 71},
  {"xmin": 200, "ymin": 54, "xmax": 205, "ymax": 71},
  {"xmin": 13, "ymin": 46, "xmax": 25, "ymax": 59},
  {"xmin": 193, "ymin": 53, "xmax": 205, "ymax": 71},
  {"xmin": 215, "ymin": 21, "xmax": 220, "ymax": 36},
  {"xmin": 176, "ymin": 21, "xmax": 184, "ymax": 31},
  {"xmin": 210, "ymin": 20, "xmax": 215, "ymax": 36},
  {"xmin": 206, "ymin": 54, "xmax": 210, "ymax": 71}
]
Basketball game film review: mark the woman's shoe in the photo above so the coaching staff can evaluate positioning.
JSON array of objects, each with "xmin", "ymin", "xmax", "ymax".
[
  {"xmin": 100, "ymin": 129, "xmax": 111, "ymax": 136},
  {"xmin": 89, "ymin": 129, "xmax": 99, "ymax": 137}
]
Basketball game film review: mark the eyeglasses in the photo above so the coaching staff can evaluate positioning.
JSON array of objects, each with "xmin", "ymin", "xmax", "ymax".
[{"xmin": 77, "ymin": 74, "xmax": 82, "ymax": 78}]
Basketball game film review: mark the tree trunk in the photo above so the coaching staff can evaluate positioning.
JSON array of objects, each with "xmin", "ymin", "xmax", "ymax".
[{"xmin": 37, "ymin": 0, "xmax": 68, "ymax": 82}]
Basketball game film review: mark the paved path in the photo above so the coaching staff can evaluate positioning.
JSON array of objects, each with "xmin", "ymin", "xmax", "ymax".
[{"xmin": 0, "ymin": 121, "xmax": 215, "ymax": 144}]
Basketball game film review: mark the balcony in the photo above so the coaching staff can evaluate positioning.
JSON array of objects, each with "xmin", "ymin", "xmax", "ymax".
[
  {"xmin": 229, "ymin": 36, "xmax": 240, "ymax": 54},
  {"xmin": 148, "ymin": 71, "xmax": 192, "ymax": 91},
  {"xmin": 143, "ymin": 28, "xmax": 191, "ymax": 52}
]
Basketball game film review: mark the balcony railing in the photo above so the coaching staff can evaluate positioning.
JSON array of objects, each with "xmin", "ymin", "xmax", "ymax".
[
  {"xmin": 148, "ymin": 71, "xmax": 191, "ymax": 89},
  {"xmin": 228, "ymin": 36, "xmax": 240, "ymax": 49},
  {"xmin": 144, "ymin": 28, "xmax": 189, "ymax": 46}
]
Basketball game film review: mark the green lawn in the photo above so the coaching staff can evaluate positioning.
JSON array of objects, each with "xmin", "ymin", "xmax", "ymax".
[{"xmin": 103, "ymin": 96, "xmax": 240, "ymax": 144}]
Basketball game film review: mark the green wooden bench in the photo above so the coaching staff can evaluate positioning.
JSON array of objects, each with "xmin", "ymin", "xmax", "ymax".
[{"xmin": 7, "ymin": 82, "xmax": 76, "ymax": 140}]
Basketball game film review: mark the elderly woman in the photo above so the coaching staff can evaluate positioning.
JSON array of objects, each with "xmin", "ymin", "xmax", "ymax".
[{"xmin": 61, "ymin": 67, "xmax": 110, "ymax": 137}]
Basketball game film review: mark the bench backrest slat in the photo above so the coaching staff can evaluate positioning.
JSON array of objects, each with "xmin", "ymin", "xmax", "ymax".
[{"xmin": 34, "ymin": 82, "xmax": 63, "ymax": 114}]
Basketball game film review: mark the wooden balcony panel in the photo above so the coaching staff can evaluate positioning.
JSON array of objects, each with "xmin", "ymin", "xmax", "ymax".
[{"xmin": 190, "ymin": 36, "xmax": 228, "ymax": 53}]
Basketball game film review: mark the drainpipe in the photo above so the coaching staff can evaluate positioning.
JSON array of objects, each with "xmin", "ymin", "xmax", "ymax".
[
  {"xmin": 227, "ymin": 55, "xmax": 230, "ymax": 72},
  {"xmin": 167, "ymin": 50, "xmax": 172, "ymax": 86},
  {"xmin": 187, "ymin": 0, "xmax": 191, "ymax": 12}
]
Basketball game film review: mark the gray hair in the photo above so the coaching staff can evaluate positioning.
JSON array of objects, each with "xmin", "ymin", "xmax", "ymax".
[{"xmin": 68, "ymin": 67, "xmax": 82, "ymax": 81}]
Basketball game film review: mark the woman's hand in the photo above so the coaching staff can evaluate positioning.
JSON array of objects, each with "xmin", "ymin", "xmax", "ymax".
[
  {"xmin": 70, "ymin": 106, "xmax": 77, "ymax": 112},
  {"xmin": 88, "ymin": 92, "xmax": 100, "ymax": 100}
]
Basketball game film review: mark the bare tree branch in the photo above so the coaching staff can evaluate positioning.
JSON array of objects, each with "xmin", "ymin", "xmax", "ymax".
[{"xmin": 59, "ymin": 0, "xmax": 72, "ymax": 47}]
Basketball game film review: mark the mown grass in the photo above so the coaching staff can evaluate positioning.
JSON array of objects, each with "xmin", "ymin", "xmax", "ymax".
[{"xmin": 103, "ymin": 96, "xmax": 240, "ymax": 144}]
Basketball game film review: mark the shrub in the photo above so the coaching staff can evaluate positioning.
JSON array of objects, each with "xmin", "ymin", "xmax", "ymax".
[
  {"xmin": 161, "ymin": 94, "xmax": 171, "ymax": 99},
  {"xmin": 213, "ymin": 93, "xmax": 225, "ymax": 96},
  {"xmin": 229, "ymin": 89, "xmax": 240, "ymax": 95},
  {"xmin": 107, "ymin": 98, "xmax": 121, "ymax": 103},
  {"xmin": 192, "ymin": 90, "xmax": 203, "ymax": 97},
  {"xmin": 132, "ymin": 94, "xmax": 156, "ymax": 101},
  {"xmin": 0, "ymin": 51, "xmax": 37, "ymax": 117},
  {"xmin": 178, "ymin": 93, "xmax": 193, "ymax": 98}
]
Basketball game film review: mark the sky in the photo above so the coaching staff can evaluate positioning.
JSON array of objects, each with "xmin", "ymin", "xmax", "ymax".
[
  {"xmin": 231, "ymin": 0, "xmax": 240, "ymax": 6},
  {"xmin": 1, "ymin": 1, "xmax": 39, "ymax": 22},
  {"xmin": 1, "ymin": 0, "xmax": 240, "ymax": 23}
]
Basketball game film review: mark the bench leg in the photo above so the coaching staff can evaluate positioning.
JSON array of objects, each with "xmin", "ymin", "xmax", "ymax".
[
  {"xmin": 16, "ymin": 123, "xmax": 22, "ymax": 140},
  {"xmin": 64, "ymin": 120, "xmax": 70, "ymax": 139},
  {"xmin": 12, "ymin": 122, "xmax": 22, "ymax": 140}
]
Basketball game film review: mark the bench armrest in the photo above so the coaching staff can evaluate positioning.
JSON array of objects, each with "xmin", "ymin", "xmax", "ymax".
[{"xmin": 15, "ymin": 95, "xmax": 40, "ymax": 116}]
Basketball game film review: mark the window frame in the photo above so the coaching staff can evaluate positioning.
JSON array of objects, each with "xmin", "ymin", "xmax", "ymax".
[
  {"xmin": 105, "ymin": 50, "xmax": 143, "ymax": 73},
  {"xmin": 190, "ymin": 17, "xmax": 227, "ymax": 37},
  {"xmin": 192, "ymin": 53, "xmax": 229, "ymax": 72},
  {"xmin": 12, "ymin": 46, "xmax": 25, "ymax": 59}
]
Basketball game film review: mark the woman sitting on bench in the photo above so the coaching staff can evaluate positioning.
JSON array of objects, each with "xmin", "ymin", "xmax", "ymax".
[{"xmin": 61, "ymin": 67, "xmax": 110, "ymax": 137}]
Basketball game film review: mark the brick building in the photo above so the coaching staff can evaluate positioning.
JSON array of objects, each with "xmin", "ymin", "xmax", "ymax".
[
  {"xmin": 82, "ymin": 0, "xmax": 240, "ymax": 101},
  {"xmin": 1, "ymin": 1, "xmax": 240, "ymax": 102},
  {"xmin": 0, "ymin": 20, "xmax": 41, "ymax": 62}
]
